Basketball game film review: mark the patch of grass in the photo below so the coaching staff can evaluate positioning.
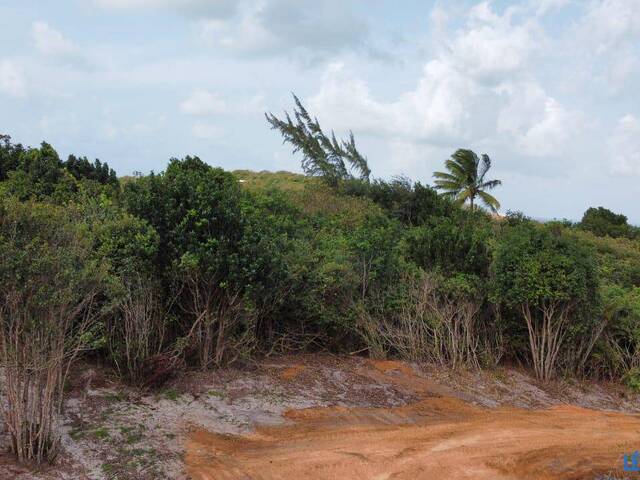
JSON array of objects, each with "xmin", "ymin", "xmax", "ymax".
[
  {"xmin": 101, "ymin": 462, "xmax": 116, "ymax": 476},
  {"xmin": 486, "ymin": 367, "xmax": 506, "ymax": 383},
  {"xmin": 131, "ymin": 448, "xmax": 148, "ymax": 457},
  {"xmin": 208, "ymin": 389, "xmax": 225, "ymax": 398},
  {"xmin": 99, "ymin": 406, "xmax": 115, "ymax": 422},
  {"xmin": 105, "ymin": 391, "xmax": 126, "ymax": 402},
  {"xmin": 232, "ymin": 169, "xmax": 313, "ymax": 193},
  {"xmin": 69, "ymin": 427, "xmax": 85, "ymax": 440},
  {"xmin": 93, "ymin": 426, "xmax": 110, "ymax": 440},
  {"xmin": 163, "ymin": 388, "xmax": 180, "ymax": 401},
  {"xmin": 117, "ymin": 424, "xmax": 146, "ymax": 444},
  {"xmin": 125, "ymin": 430, "xmax": 144, "ymax": 444},
  {"xmin": 623, "ymin": 367, "xmax": 640, "ymax": 393}
]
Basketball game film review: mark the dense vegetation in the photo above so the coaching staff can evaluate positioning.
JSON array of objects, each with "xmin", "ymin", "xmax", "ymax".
[{"xmin": 1, "ymin": 102, "xmax": 640, "ymax": 463}]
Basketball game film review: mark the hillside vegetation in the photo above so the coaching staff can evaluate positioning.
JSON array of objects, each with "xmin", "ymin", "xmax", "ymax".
[{"xmin": 1, "ymin": 110, "xmax": 640, "ymax": 466}]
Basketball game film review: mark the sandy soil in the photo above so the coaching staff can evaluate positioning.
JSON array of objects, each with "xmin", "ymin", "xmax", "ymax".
[{"xmin": 185, "ymin": 360, "xmax": 640, "ymax": 480}]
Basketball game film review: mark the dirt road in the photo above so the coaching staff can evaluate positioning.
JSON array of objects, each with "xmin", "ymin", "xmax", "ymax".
[{"xmin": 185, "ymin": 361, "xmax": 640, "ymax": 480}]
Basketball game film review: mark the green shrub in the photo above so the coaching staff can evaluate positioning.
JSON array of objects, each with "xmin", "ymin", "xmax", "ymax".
[{"xmin": 623, "ymin": 368, "xmax": 640, "ymax": 392}]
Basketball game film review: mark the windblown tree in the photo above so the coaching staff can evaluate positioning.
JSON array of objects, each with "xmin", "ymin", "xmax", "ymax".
[
  {"xmin": 266, "ymin": 94, "xmax": 370, "ymax": 187},
  {"xmin": 433, "ymin": 149, "xmax": 502, "ymax": 212}
]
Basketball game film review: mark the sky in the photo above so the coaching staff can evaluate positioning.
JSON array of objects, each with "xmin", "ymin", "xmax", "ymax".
[{"xmin": 1, "ymin": 0, "xmax": 640, "ymax": 223}]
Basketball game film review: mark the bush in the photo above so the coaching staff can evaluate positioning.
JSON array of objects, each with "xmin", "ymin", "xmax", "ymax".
[
  {"xmin": 0, "ymin": 199, "xmax": 107, "ymax": 463},
  {"xmin": 580, "ymin": 206, "xmax": 638, "ymax": 239},
  {"xmin": 492, "ymin": 222, "xmax": 599, "ymax": 381},
  {"xmin": 623, "ymin": 367, "xmax": 640, "ymax": 392},
  {"xmin": 358, "ymin": 272, "xmax": 490, "ymax": 368}
]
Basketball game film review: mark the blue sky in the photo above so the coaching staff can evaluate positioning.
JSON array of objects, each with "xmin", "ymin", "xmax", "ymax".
[{"xmin": 1, "ymin": 0, "xmax": 640, "ymax": 222}]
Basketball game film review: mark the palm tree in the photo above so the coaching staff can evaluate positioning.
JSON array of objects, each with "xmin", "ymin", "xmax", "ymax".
[{"xmin": 433, "ymin": 149, "xmax": 502, "ymax": 213}]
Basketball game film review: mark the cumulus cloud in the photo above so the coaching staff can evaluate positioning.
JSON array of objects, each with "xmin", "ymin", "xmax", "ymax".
[
  {"xmin": 32, "ymin": 21, "xmax": 79, "ymax": 56},
  {"xmin": 0, "ymin": 59, "xmax": 26, "ymax": 97},
  {"xmin": 580, "ymin": 0, "xmax": 640, "ymax": 53},
  {"xmin": 180, "ymin": 89, "xmax": 227, "ymax": 115},
  {"xmin": 497, "ymin": 82, "xmax": 584, "ymax": 157},
  {"xmin": 447, "ymin": 2, "xmax": 541, "ymax": 81},
  {"xmin": 308, "ymin": 58, "xmax": 493, "ymax": 145},
  {"xmin": 533, "ymin": 0, "xmax": 570, "ymax": 16},
  {"xmin": 198, "ymin": 0, "xmax": 369, "ymax": 59},
  {"xmin": 575, "ymin": 0, "xmax": 640, "ymax": 93},
  {"xmin": 307, "ymin": 3, "xmax": 579, "ymax": 165},
  {"xmin": 93, "ymin": 0, "xmax": 237, "ymax": 17},
  {"xmin": 31, "ymin": 21, "xmax": 91, "ymax": 68},
  {"xmin": 609, "ymin": 114, "xmax": 640, "ymax": 175},
  {"xmin": 96, "ymin": 0, "xmax": 369, "ymax": 58}
]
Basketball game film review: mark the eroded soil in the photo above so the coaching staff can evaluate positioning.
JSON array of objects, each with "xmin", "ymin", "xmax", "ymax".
[
  {"xmin": 2, "ymin": 356, "xmax": 639, "ymax": 479},
  {"xmin": 185, "ymin": 360, "xmax": 640, "ymax": 480}
]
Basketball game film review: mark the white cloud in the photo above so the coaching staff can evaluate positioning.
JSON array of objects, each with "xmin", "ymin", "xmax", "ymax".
[
  {"xmin": 0, "ymin": 59, "xmax": 26, "ymax": 97},
  {"xmin": 192, "ymin": 122, "xmax": 223, "ymax": 140},
  {"xmin": 93, "ymin": 0, "xmax": 237, "ymax": 16},
  {"xmin": 310, "ymin": 60, "xmax": 578, "ymax": 160},
  {"xmin": 306, "ymin": 3, "xmax": 582, "ymax": 173},
  {"xmin": 31, "ymin": 21, "xmax": 80, "ymax": 57},
  {"xmin": 394, "ymin": 59, "xmax": 494, "ymax": 143},
  {"xmin": 180, "ymin": 89, "xmax": 227, "ymax": 115},
  {"xmin": 198, "ymin": 0, "xmax": 369, "ymax": 59},
  {"xmin": 533, "ymin": 0, "xmax": 570, "ymax": 16},
  {"xmin": 309, "ymin": 63, "xmax": 389, "ymax": 136},
  {"xmin": 609, "ymin": 114, "xmax": 640, "ymax": 175},
  {"xmin": 30, "ymin": 21, "xmax": 91, "ymax": 69},
  {"xmin": 448, "ymin": 2, "xmax": 540, "ymax": 81},
  {"xmin": 497, "ymin": 81, "xmax": 584, "ymax": 156},
  {"xmin": 309, "ymin": 60, "xmax": 491, "ymax": 144},
  {"xmin": 580, "ymin": 0, "xmax": 640, "ymax": 53},
  {"xmin": 573, "ymin": 0, "xmax": 640, "ymax": 93}
]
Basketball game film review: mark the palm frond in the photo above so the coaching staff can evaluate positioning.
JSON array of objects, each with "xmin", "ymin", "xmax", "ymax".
[
  {"xmin": 444, "ymin": 158, "xmax": 467, "ymax": 179},
  {"xmin": 434, "ymin": 181, "xmax": 463, "ymax": 191},
  {"xmin": 433, "ymin": 171, "xmax": 458, "ymax": 181},
  {"xmin": 456, "ymin": 188, "xmax": 473, "ymax": 204},
  {"xmin": 478, "ymin": 154, "xmax": 491, "ymax": 182},
  {"xmin": 477, "ymin": 190, "xmax": 501, "ymax": 213},
  {"xmin": 480, "ymin": 179, "xmax": 502, "ymax": 190}
]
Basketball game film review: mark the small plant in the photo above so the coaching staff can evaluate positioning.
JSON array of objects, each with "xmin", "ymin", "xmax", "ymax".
[
  {"xmin": 93, "ymin": 427, "xmax": 110, "ymax": 440},
  {"xmin": 623, "ymin": 367, "xmax": 640, "ymax": 393},
  {"xmin": 125, "ymin": 430, "xmax": 144, "ymax": 445},
  {"xmin": 69, "ymin": 427, "xmax": 85, "ymax": 440},
  {"xmin": 163, "ymin": 388, "xmax": 180, "ymax": 401},
  {"xmin": 101, "ymin": 462, "xmax": 117, "ymax": 478},
  {"xmin": 105, "ymin": 391, "xmax": 126, "ymax": 402}
]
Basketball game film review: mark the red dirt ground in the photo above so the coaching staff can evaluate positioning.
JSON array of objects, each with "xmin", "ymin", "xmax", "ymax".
[{"xmin": 185, "ymin": 360, "xmax": 640, "ymax": 480}]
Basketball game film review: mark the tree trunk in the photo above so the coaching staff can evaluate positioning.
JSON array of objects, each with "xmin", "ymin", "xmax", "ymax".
[{"xmin": 521, "ymin": 301, "xmax": 571, "ymax": 382}]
